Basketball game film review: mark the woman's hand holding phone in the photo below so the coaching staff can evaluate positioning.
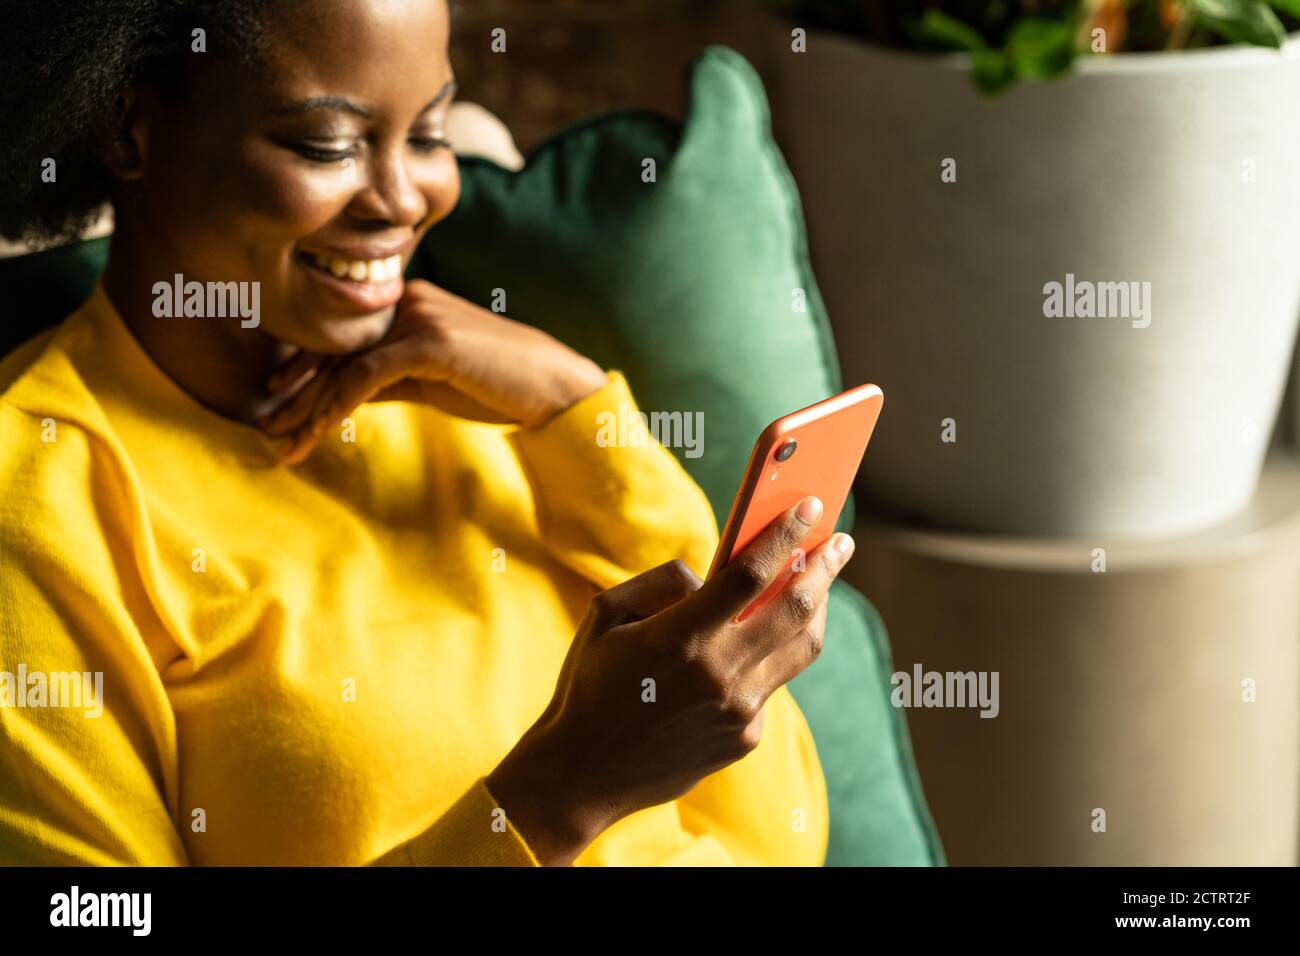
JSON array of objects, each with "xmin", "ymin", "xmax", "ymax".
[{"xmin": 485, "ymin": 496, "xmax": 854, "ymax": 866}]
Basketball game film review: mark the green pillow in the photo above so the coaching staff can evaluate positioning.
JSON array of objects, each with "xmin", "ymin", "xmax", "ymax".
[
  {"xmin": 792, "ymin": 581, "xmax": 942, "ymax": 865},
  {"xmin": 0, "ymin": 46, "xmax": 942, "ymax": 866},
  {"xmin": 415, "ymin": 46, "xmax": 850, "ymax": 533}
]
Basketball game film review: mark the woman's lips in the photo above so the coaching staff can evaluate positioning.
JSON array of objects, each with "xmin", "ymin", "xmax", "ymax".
[{"xmin": 298, "ymin": 251, "xmax": 405, "ymax": 312}]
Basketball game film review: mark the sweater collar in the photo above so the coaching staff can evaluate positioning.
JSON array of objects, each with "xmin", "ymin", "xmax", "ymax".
[{"xmin": 77, "ymin": 281, "xmax": 285, "ymax": 466}]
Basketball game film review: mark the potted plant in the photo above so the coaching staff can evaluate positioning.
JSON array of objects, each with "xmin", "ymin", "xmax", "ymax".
[{"xmin": 770, "ymin": 1, "xmax": 1300, "ymax": 536}]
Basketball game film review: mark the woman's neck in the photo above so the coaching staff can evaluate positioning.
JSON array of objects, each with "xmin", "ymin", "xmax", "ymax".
[{"xmin": 100, "ymin": 222, "xmax": 296, "ymax": 425}]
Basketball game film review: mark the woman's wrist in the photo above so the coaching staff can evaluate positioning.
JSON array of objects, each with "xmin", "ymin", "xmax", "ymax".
[
  {"xmin": 485, "ymin": 727, "xmax": 614, "ymax": 866},
  {"xmin": 524, "ymin": 357, "xmax": 609, "ymax": 429}
]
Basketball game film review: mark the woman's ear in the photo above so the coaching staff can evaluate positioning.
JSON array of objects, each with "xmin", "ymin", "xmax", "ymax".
[{"xmin": 101, "ymin": 88, "xmax": 149, "ymax": 181}]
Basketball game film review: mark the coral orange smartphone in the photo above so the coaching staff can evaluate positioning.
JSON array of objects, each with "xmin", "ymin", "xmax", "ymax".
[{"xmin": 707, "ymin": 383, "xmax": 884, "ymax": 619}]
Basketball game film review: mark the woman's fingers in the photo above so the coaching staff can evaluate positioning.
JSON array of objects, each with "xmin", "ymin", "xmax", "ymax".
[
  {"xmin": 276, "ymin": 342, "xmax": 446, "ymax": 463},
  {"xmin": 742, "ymin": 530, "xmax": 852, "ymax": 665},
  {"xmin": 693, "ymin": 497, "xmax": 824, "ymax": 627},
  {"xmin": 586, "ymin": 559, "xmax": 704, "ymax": 633},
  {"xmin": 757, "ymin": 597, "xmax": 830, "ymax": 692},
  {"xmin": 266, "ymin": 349, "xmax": 323, "ymax": 395},
  {"xmin": 668, "ymin": 515, "xmax": 852, "ymax": 707},
  {"xmin": 305, "ymin": 347, "xmax": 422, "ymax": 434},
  {"xmin": 260, "ymin": 361, "xmax": 336, "ymax": 437}
]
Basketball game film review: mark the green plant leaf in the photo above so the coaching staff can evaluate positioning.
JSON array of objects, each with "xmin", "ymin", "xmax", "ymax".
[
  {"xmin": 971, "ymin": 49, "xmax": 1016, "ymax": 92},
  {"xmin": 1190, "ymin": 0, "xmax": 1287, "ymax": 47},
  {"xmin": 1004, "ymin": 17, "xmax": 1077, "ymax": 81},
  {"xmin": 906, "ymin": 9, "xmax": 989, "ymax": 52},
  {"xmin": 1267, "ymin": 0, "xmax": 1300, "ymax": 19}
]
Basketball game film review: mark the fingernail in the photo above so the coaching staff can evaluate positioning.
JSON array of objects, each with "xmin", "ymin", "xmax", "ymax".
[
  {"xmin": 834, "ymin": 533, "xmax": 855, "ymax": 557},
  {"xmin": 796, "ymin": 496, "xmax": 823, "ymax": 524}
]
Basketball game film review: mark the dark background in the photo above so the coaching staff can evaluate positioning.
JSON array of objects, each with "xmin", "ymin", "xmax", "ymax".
[{"xmin": 447, "ymin": 0, "xmax": 778, "ymax": 153}]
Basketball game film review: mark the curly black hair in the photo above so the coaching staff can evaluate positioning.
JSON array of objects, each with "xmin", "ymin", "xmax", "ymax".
[{"xmin": 0, "ymin": 1, "xmax": 290, "ymax": 245}]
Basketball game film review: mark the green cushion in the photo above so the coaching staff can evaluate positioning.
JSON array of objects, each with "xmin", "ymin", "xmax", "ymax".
[
  {"xmin": 0, "ymin": 45, "xmax": 942, "ymax": 866},
  {"xmin": 795, "ymin": 581, "xmax": 943, "ymax": 865},
  {"xmin": 415, "ymin": 46, "xmax": 851, "ymax": 534}
]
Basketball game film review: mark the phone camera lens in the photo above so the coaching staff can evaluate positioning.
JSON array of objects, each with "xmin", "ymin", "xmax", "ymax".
[{"xmin": 775, "ymin": 439, "xmax": 797, "ymax": 462}]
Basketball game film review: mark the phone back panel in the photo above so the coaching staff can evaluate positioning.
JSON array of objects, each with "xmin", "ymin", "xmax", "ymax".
[{"xmin": 708, "ymin": 383, "xmax": 883, "ymax": 615}]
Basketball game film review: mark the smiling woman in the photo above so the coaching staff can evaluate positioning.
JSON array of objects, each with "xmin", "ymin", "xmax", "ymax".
[
  {"xmin": 0, "ymin": 0, "xmax": 852, "ymax": 868},
  {"xmin": 0, "ymin": 0, "xmax": 846, "ymax": 868},
  {"xmin": 111, "ymin": 1, "xmax": 461, "ymax": 370}
]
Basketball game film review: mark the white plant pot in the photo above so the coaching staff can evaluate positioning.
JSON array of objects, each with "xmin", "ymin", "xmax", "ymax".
[{"xmin": 772, "ymin": 32, "xmax": 1300, "ymax": 537}]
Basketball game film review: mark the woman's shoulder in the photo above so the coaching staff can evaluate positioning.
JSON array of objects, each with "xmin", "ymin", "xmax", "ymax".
[
  {"xmin": 0, "ymin": 402, "xmax": 105, "ymax": 530},
  {"xmin": 0, "ymin": 298, "xmax": 102, "ymax": 406},
  {"xmin": 0, "ymin": 299, "xmax": 116, "ymax": 436},
  {"xmin": 0, "ymin": 324, "xmax": 60, "ymax": 393},
  {"xmin": 0, "ymin": 307, "xmax": 120, "ymax": 521}
]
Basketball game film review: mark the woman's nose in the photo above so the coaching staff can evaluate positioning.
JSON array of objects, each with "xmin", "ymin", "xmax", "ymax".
[{"xmin": 348, "ymin": 153, "xmax": 430, "ymax": 228}]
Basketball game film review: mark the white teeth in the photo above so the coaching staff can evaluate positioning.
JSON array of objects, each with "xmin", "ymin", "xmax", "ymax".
[{"xmin": 312, "ymin": 253, "xmax": 403, "ymax": 283}]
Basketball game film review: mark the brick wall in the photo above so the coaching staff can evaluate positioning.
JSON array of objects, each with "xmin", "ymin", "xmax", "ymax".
[{"xmin": 447, "ymin": 0, "xmax": 779, "ymax": 152}]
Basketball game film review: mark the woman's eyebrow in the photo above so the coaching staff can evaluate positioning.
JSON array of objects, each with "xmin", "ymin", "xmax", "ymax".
[{"xmin": 269, "ymin": 80, "xmax": 458, "ymax": 119}]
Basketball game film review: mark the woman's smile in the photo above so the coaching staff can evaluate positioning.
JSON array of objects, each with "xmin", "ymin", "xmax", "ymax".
[{"xmin": 295, "ymin": 247, "xmax": 408, "ymax": 313}]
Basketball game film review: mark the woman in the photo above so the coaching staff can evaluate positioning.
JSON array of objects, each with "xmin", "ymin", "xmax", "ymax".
[{"xmin": 0, "ymin": 0, "xmax": 852, "ymax": 866}]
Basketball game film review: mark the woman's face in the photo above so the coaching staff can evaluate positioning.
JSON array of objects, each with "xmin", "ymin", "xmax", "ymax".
[{"xmin": 127, "ymin": 0, "xmax": 459, "ymax": 354}]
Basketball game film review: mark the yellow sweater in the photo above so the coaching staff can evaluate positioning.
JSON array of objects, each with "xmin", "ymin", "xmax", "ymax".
[{"xmin": 0, "ymin": 284, "xmax": 828, "ymax": 866}]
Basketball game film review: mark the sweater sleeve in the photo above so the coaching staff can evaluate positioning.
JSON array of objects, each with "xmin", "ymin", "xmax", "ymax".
[
  {"xmin": 0, "ymin": 411, "xmax": 189, "ymax": 866},
  {"xmin": 369, "ymin": 779, "xmax": 539, "ymax": 866},
  {"xmin": 508, "ymin": 370, "xmax": 720, "ymax": 589}
]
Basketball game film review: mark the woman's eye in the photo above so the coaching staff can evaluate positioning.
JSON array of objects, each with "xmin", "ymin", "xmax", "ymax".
[
  {"xmin": 293, "ymin": 142, "xmax": 358, "ymax": 163},
  {"xmin": 409, "ymin": 134, "xmax": 451, "ymax": 153},
  {"xmin": 287, "ymin": 134, "xmax": 449, "ymax": 163}
]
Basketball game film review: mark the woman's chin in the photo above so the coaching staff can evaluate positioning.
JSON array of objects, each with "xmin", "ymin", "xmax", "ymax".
[{"xmin": 293, "ymin": 307, "xmax": 396, "ymax": 355}]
